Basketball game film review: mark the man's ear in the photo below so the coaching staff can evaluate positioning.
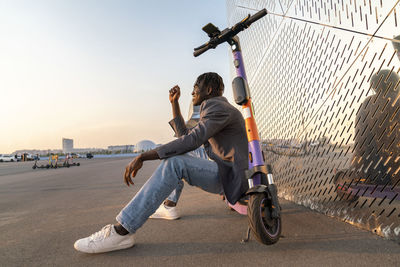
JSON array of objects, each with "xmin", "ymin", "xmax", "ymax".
[{"xmin": 206, "ymin": 87, "xmax": 213, "ymax": 95}]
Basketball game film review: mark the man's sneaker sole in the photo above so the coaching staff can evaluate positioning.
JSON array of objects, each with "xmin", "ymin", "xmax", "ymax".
[
  {"xmin": 149, "ymin": 204, "xmax": 180, "ymax": 220},
  {"xmin": 149, "ymin": 214, "xmax": 180, "ymax": 220},
  {"xmin": 74, "ymin": 240, "xmax": 135, "ymax": 254}
]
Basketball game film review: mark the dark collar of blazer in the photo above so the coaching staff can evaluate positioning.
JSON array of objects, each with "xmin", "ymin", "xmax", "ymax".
[{"xmin": 156, "ymin": 96, "xmax": 249, "ymax": 204}]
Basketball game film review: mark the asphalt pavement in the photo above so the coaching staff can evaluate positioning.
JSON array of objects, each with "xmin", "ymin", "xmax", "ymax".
[{"xmin": 1, "ymin": 158, "xmax": 399, "ymax": 267}]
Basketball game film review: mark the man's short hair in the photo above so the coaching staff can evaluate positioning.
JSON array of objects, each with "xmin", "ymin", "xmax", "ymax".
[{"xmin": 195, "ymin": 72, "xmax": 224, "ymax": 97}]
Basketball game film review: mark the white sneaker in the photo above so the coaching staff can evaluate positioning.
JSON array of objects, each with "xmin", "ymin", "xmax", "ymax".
[
  {"xmin": 74, "ymin": 224, "xmax": 134, "ymax": 253},
  {"xmin": 149, "ymin": 204, "xmax": 180, "ymax": 220}
]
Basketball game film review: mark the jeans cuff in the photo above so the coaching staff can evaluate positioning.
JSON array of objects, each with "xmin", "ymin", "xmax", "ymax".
[{"xmin": 116, "ymin": 212, "xmax": 137, "ymax": 234}]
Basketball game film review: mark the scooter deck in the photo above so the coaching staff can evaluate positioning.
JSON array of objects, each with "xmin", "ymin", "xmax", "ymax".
[{"xmin": 228, "ymin": 201, "xmax": 247, "ymax": 215}]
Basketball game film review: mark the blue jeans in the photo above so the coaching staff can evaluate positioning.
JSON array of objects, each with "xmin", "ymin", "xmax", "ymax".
[
  {"xmin": 116, "ymin": 152, "xmax": 222, "ymax": 233},
  {"xmin": 166, "ymin": 147, "xmax": 209, "ymax": 203}
]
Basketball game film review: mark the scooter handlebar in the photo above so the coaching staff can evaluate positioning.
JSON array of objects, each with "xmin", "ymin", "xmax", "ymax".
[
  {"xmin": 244, "ymin": 8, "xmax": 267, "ymax": 26},
  {"xmin": 193, "ymin": 8, "xmax": 267, "ymax": 57},
  {"xmin": 194, "ymin": 44, "xmax": 211, "ymax": 57}
]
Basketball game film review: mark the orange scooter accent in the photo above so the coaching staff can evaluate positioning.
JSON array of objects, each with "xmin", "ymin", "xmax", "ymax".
[{"xmin": 242, "ymin": 99, "xmax": 260, "ymax": 142}]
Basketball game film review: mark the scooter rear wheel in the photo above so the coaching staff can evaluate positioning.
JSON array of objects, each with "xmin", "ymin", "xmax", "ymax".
[{"xmin": 248, "ymin": 193, "xmax": 281, "ymax": 245}]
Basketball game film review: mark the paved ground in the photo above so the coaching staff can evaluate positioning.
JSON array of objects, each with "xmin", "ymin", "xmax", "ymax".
[{"xmin": 1, "ymin": 158, "xmax": 399, "ymax": 267}]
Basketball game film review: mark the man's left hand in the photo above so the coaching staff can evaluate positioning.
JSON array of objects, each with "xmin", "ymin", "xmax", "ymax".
[{"xmin": 124, "ymin": 155, "xmax": 143, "ymax": 186}]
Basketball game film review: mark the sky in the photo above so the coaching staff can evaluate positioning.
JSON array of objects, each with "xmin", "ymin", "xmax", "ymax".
[{"xmin": 0, "ymin": 0, "xmax": 233, "ymax": 153}]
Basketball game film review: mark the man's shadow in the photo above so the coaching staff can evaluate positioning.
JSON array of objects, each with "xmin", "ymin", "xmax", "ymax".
[{"xmin": 334, "ymin": 37, "xmax": 400, "ymax": 199}]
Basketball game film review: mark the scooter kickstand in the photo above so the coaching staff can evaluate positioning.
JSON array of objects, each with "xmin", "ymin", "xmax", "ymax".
[{"xmin": 241, "ymin": 226, "xmax": 251, "ymax": 243}]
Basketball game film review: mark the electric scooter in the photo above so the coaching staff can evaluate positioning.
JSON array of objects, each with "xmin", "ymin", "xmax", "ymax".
[
  {"xmin": 32, "ymin": 159, "xmax": 50, "ymax": 169},
  {"xmin": 33, "ymin": 153, "xmax": 80, "ymax": 169},
  {"xmin": 63, "ymin": 153, "xmax": 81, "ymax": 167},
  {"xmin": 194, "ymin": 8, "xmax": 281, "ymax": 245},
  {"xmin": 33, "ymin": 154, "xmax": 55, "ymax": 169}
]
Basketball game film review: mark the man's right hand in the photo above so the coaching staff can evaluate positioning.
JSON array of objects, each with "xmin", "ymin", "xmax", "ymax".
[
  {"xmin": 124, "ymin": 155, "xmax": 143, "ymax": 186},
  {"xmin": 169, "ymin": 85, "xmax": 180, "ymax": 103}
]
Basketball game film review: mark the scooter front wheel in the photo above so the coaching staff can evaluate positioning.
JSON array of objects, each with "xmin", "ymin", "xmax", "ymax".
[{"xmin": 247, "ymin": 193, "xmax": 281, "ymax": 245}]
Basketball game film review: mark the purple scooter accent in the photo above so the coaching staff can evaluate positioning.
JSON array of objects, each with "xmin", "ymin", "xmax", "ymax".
[
  {"xmin": 248, "ymin": 140, "xmax": 264, "ymax": 185},
  {"xmin": 233, "ymin": 51, "xmax": 248, "ymax": 80},
  {"xmin": 248, "ymin": 140, "xmax": 264, "ymax": 166}
]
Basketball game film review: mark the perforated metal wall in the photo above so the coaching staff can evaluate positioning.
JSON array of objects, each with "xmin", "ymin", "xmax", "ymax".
[{"xmin": 227, "ymin": 0, "xmax": 400, "ymax": 242}]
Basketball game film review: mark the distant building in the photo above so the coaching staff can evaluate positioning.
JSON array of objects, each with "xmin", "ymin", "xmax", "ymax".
[
  {"xmin": 72, "ymin": 148, "xmax": 104, "ymax": 153},
  {"xmin": 134, "ymin": 140, "xmax": 156, "ymax": 153},
  {"xmin": 62, "ymin": 138, "xmax": 73, "ymax": 153},
  {"xmin": 108, "ymin": 145, "xmax": 135, "ymax": 153}
]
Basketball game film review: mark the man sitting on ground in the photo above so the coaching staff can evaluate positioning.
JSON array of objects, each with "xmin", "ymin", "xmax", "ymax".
[{"xmin": 74, "ymin": 72, "xmax": 249, "ymax": 253}]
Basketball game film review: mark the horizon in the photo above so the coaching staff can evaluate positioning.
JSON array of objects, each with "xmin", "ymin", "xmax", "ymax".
[{"xmin": 9, "ymin": 138, "xmax": 161, "ymax": 154}]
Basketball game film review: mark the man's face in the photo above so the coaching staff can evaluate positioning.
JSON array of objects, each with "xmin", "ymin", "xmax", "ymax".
[{"xmin": 192, "ymin": 83, "xmax": 209, "ymax": 106}]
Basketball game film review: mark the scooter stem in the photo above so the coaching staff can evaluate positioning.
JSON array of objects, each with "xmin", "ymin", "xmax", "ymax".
[{"xmin": 231, "ymin": 37, "xmax": 265, "ymax": 186}]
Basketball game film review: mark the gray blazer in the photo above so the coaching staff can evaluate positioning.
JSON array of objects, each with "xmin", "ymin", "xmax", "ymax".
[{"xmin": 156, "ymin": 96, "xmax": 249, "ymax": 204}]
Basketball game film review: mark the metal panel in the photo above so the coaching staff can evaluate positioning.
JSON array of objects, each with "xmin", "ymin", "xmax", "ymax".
[{"xmin": 227, "ymin": 0, "xmax": 400, "ymax": 242}]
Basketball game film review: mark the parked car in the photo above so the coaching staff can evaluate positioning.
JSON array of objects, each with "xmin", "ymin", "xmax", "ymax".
[
  {"xmin": 70, "ymin": 153, "xmax": 84, "ymax": 159},
  {"xmin": 24, "ymin": 154, "xmax": 37, "ymax": 161},
  {"xmin": 0, "ymin": 154, "xmax": 16, "ymax": 162},
  {"xmin": 86, "ymin": 153, "xmax": 94, "ymax": 159}
]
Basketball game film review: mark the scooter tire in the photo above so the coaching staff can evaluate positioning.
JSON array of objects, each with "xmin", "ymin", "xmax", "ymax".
[
  {"xmin": 247, "ymin": 193, "xmax": 281, "ymax": 245},
  {"xmin": 32, "ymin": 165, "xmax": 36, "ymax": 169}
]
